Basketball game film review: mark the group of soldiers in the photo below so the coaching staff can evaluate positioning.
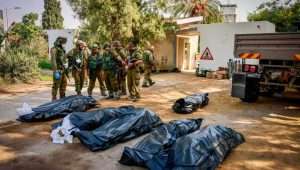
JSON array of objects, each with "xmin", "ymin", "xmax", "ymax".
[{"xmin": 50, "ymin": 37, "xmax": 156, "ymax": 102}]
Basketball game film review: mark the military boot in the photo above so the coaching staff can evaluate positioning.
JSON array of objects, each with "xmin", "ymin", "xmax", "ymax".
[
  {"xmin": 101, "ymin": 90, "xmax": 108, "ymax": 97},
  {"xmin": 142, "ymin": 84, "xmax": 149, "ymax": 88},
  {"xmin": 52, "ymin": 96, "xmax": 57, "ymax": 101},
  {"xmin": 113, "ymin": 92, "xmax": 120, "ymax": 100},
  {"xmin": 107, "ymin": 92, "xmax": 114, "ymax": 99},
  {"xmin": 149, "ymin": 81, "xmax": 156, "ymax": 86},
  {"xmin": 60, "ymin": 93, "xmax": 66, "ymax": 99}
]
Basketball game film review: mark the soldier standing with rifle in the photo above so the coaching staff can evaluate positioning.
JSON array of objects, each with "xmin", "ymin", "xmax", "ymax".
[
  {"xmin": 112, "ymin": 41, "xmax": 127, "ymax": 96},
  {"xmin": 127, "ymin": 42, "xmax": 144, "ymax": 101},
  {"xmin": 142, "ymin": 45, "xmax": 156, "ymax": 87},
  {"xmin": 51, "ymin": 36, "xmax": 68, "ymax": 101},
  {"xmin": 87, "ymin": 44, "xmax": 107, "ymax": 97},
  {"xmin": 65, "ymin": 40, "xmax": 88, "ymax": 95}
]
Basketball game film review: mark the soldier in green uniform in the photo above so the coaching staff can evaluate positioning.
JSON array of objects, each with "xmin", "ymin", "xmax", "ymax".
[
  {"xmin": 83, "ymin": 42, "xmax": 90, "ymax": 86},
  {"xmin": 87, "ymin": 44, "xmax": 107, "ymax": 97},
  {"xmin": 112, "ymin": 41, "xmax": 127, "ymax": 96},
  {"xmin": 102, "ymin": 43, "xmax": 123, "ymax": 99},
  {"xmin": 142, "ymin": 45, "xmax": 156, "ymax": 87},
  {"xmin": 127, "ymin": 42, "xmax": 144, "ymax": 101},
  {"xmin": 51, "ymin": 36, "xmax": 68, "ymax": 101},
  {"xmin": 65, "ymin": 40, "xmax": 88, "ymax": 95}
]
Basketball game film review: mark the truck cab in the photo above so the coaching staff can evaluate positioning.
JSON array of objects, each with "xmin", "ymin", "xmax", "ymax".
[{"xmin": 231, "ymin": 33, "xmax": 300, "ymax": 102}]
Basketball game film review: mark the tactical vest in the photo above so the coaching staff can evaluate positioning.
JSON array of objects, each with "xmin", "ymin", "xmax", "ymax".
[
  {"xmin": 102, "ymin": 51, "xmax": 117, "ymax": 71},
  {"xmin": 70, "ymin": 50, "xmax": 84, "ymax": 69},
  {"xmin": 88, "ymin": 54, "xmax": 103, "ymax": 70},
  {"xmin": 55, "ymin": 46, "xmax": 65, "ymax": 70},
  {"xmin": 143, "ymin": 50, "xmax": 153, "ymax": 65},
  {"xmin": 129, "ymin": 49, "xmax": 142, "ymax": 62}
]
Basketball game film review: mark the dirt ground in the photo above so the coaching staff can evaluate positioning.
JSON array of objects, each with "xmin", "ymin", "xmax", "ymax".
[{"xmin": 0, "ymin": 73, "xmax": 299, "ymax": 170}]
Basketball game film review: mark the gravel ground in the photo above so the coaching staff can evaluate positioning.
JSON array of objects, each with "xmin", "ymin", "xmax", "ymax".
[{"xmin": 0, "ymin": 73, "xmax": 299, "ymax": 170}]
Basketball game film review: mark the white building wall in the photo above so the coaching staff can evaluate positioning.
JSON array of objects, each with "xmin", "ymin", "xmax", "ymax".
[
  {"xmin": 46, "ymin": 29, "xmax": 76, "ymax": 58},
  {"xmin": 188, "ymin": 35, "xmax": 199, "ymax": 69},
  {"xmin": 197, "ymin": 21, "xmax": 276, "ymax": 71}
]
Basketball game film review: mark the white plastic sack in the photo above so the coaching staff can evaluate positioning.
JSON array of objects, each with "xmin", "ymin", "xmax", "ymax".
[
  {"xmin": 16, "ymin": 103, "xmax": 33, "ymax": 116},
  {"xmin": 50, "ymin": 115, "xmax": 78, "ymax": 144}
]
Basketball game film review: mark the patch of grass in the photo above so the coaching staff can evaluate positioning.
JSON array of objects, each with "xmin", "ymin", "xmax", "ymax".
[{"xmin": 39, "ymin": 74, "xmax": 52, "ymax": 81}]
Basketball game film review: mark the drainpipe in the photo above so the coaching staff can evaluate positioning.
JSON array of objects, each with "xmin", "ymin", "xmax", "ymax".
[{"xmin": 173, "ymin": 34, "xmax": 177, "ymax": 71}]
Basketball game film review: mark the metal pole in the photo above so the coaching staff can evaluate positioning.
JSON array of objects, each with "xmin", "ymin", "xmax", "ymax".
[{"xmin": 5, "ymin": 8, "xmax": 8, "ymax": 31}]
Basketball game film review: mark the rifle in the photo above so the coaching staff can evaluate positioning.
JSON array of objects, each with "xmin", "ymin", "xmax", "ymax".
[{"xmin": 62, "ymin": 64, "xmax": 70, "ymax": 81}]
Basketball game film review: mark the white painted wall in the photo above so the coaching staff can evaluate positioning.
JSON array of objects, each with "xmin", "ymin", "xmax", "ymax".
[
  {"xmin": 197, "ymin": 21, "xmax": 275, "ymax": 70},
  {"xmin": 46, "ymin": 29, "xmax": 76, "ymax": 58},
  {"xmin": 188, "ymin": 35, "xmax": 199, "ymax": 69}
]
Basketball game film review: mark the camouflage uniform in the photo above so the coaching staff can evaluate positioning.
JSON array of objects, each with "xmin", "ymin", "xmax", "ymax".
[
  {"xmin": 142, "ymin": 49, "xmax": 155, "ymax": 87},
  {"xmin": 65, "ymin": 41, "xmax": 88, "ymax": 95},
  {"xmin": 87, "ymin": 44, "xmax": 107, "ymax": 96},
  {"xmin": 83, "ymin": 42, "xmax": 90, "ymax": 86},
  {"xmin": 102, "ymin": 44, "xmax": 122, "ymax": 99},
  {"xmin": 112, "ymin": 42, "xmax": 127, "ymax": 96},
  {"xmin": 51, "ymin": 37, "xmax": 67, "ymax": 101},
  {"xmin": 127, "ymin": 46, "xmax": 143, "ymax": 101}
]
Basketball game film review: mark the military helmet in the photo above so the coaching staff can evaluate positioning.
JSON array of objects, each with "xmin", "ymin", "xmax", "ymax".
[
  {"xmin": 103, "ymin": 43, "xmax": 111, "ymax": 50},
  {"xmin": 91, "ymin": 44, "xmax": 99, "ymax": 49},
  {"xmin": 76, "ymin": 40, "xmax": 85, "ymax": 45},
  {"xmin": 112, "ymin": 40, "xmax": 122, "ymax": 48},
  {"xmin": 82, "ymin": 41, "xmax": 87, "ymax": 47},
  {"xmin": 127, "ymin": 41, "xmax": 136, "ymax": 50},
  {"xmin": 56, "ymin": 36, "xmax": 67, "ymax": 44}
]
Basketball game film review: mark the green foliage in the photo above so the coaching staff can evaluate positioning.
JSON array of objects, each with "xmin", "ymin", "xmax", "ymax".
[
  {"xmin": 0, "ymin": 46, "xmax": 39, "ymax": 83},
  {"xmin": 170, "ymin": 0, "xmax": 223, "ymax": 24},
  {"xmin": 22, "ymin": 13, "xmax": 39, "ymax": 25},
  {"xmin": 9, "ymin": 13, "xmax": 42, "ymax": 46},
  {"xmin": 42, "ymin": 0, "xmax": 64, "ymax": 29},
  {"xmin": 0, "ymin": 12, "xmax": 48, "ymax": 83},
  {"xmin": 248, "ymin": 0, "xmax": 300, "ymax": 32},
  {"xmin": 28, "ymin": 36, "xmax": 49, "ymax": 59},
  {"xmin": 0, "ymin": 32, "xmax": 4, "ymax": 47},
  {"xmin": 38, "ymin": 59, "xmax": 52, "ymax": 70},
  {"xmin": 132, "ymin": 1, "xmax": 166, "ymax": 45},
  {"xmin": 67, "ymin": 0, "xmax": 166, "ymax": 46},
  {"xmin": 163, "ymin": 22, "xmax": 180, "ymax": 32}
]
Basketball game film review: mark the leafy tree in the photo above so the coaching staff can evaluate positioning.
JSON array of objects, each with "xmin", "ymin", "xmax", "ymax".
[
  {"xmin": 248, "ymin": 0, "xmax": 300, "ymax": 32},
  {"xmin": 9, "ymin": 13, "xmax": 42, "ymax": 44},
  {"xmin": 42, "ymin": 0, "xmax": 64, "ymax": 29},
  {"xmin": 170, "ymin": 0, "xmax": 223, "ymax": 24},
  {"xmin": 22, "ymin": 13, "xmax": 39, "ymax": 25},
  {"xmin": 67, "ymin": 0, "xmax": 167, "ymax": 46}
]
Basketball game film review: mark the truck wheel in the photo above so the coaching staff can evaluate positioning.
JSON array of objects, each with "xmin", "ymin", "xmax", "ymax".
[{"xmin": 241, "ymin": 96, "xmax": 258, "ymax": 103}]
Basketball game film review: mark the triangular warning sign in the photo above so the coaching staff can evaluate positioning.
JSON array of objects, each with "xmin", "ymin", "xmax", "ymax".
[{"xmin": 200, "ymin": 47, "xmax": 214, "ymax": 60}]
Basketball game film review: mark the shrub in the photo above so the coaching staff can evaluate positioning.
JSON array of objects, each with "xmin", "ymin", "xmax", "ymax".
[
  {"xmin": 38, "ymin": 59, "xmax": 52, "ymax": 70},
  {"xmin": 0, "ymin": 46, "xmax": 39, "ymax": 83}
]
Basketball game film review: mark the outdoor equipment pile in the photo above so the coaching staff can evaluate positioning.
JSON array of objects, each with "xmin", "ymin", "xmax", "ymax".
[
  {"xmin": 172, "ymin": 93, "xmax": 209, "ymax": 114},
  {"xmin": 18, "ymin": 95, "xmax": 97, "ymax": 122}
]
